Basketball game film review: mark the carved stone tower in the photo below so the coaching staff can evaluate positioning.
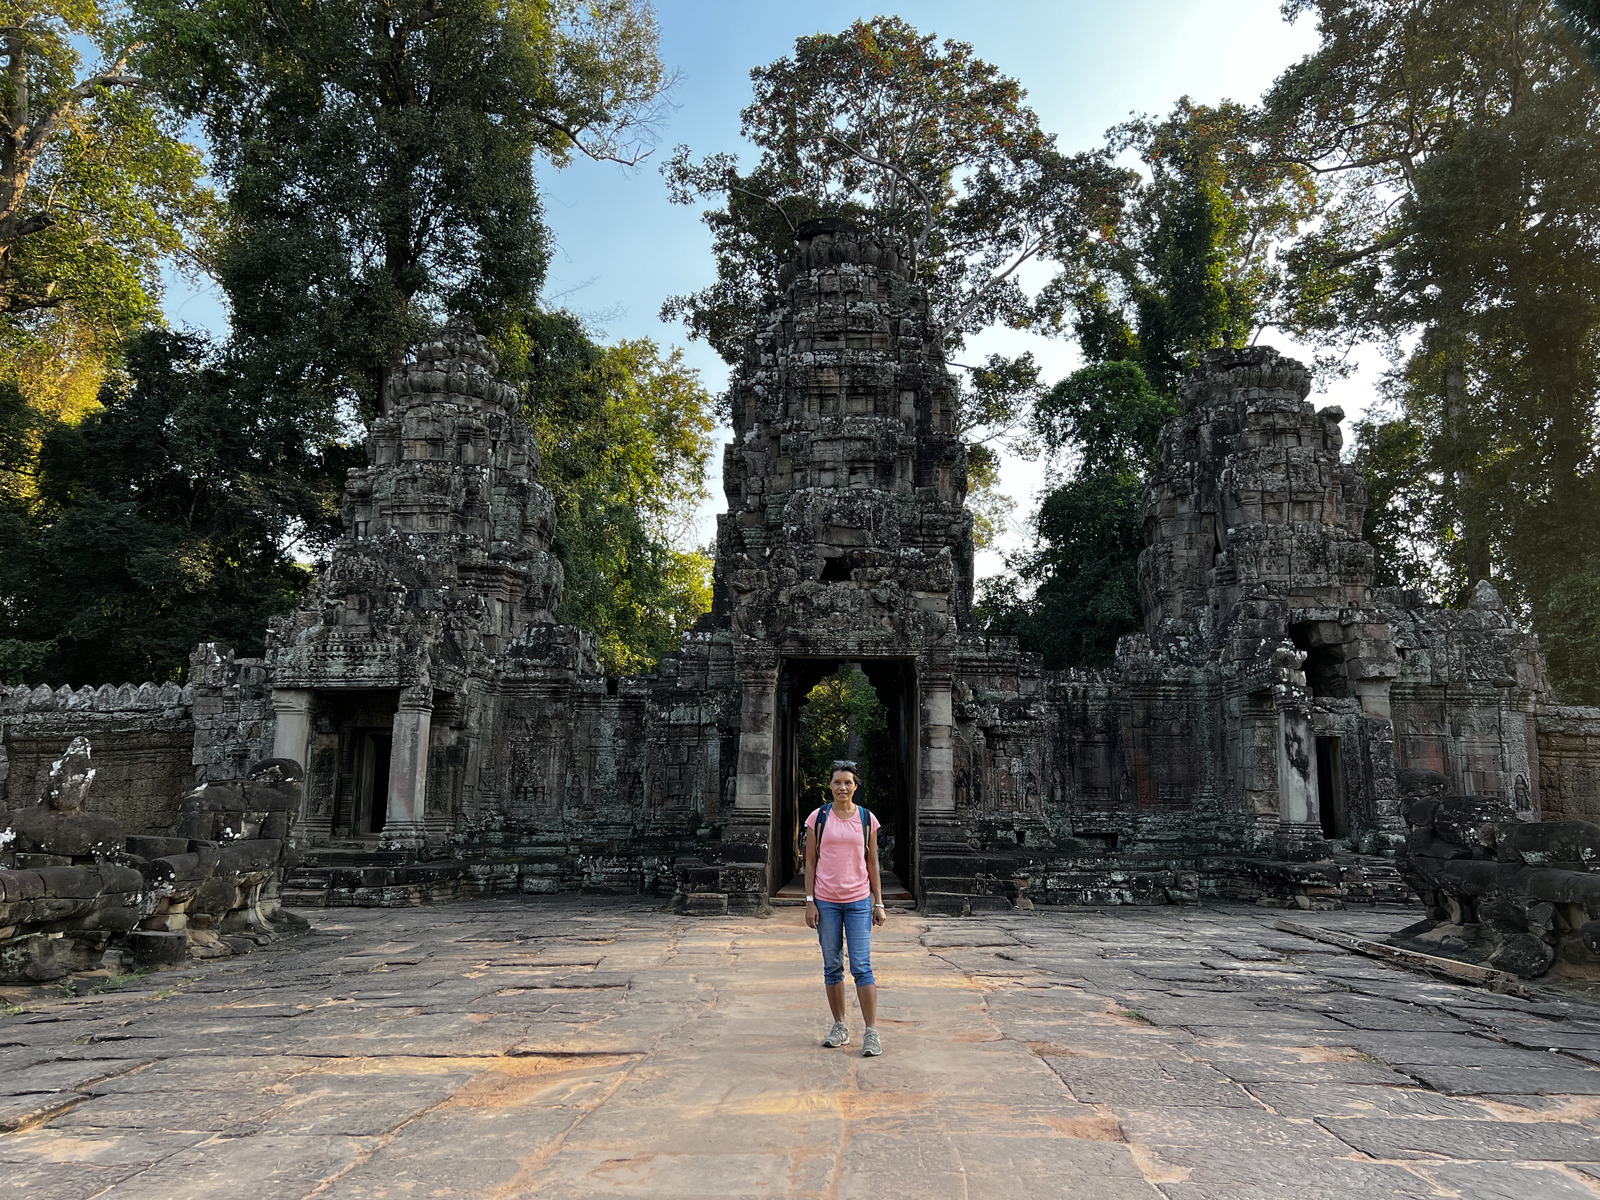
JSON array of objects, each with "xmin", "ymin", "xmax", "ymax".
[
  {"xmin": 1136, "ymin": 346, "xmax": 1403, "ymax": 850},
  {"xmin": 267, "ymin": 318, "xmax": 565, "ymax": 847},
  {"xmin": 712, "ymin": 217, "xmax": 976, "ymax": 898}
]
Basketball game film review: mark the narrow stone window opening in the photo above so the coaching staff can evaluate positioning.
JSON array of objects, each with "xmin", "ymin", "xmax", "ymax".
[
  {"xmin": 1317, "ymin": 736, "xmax": 1346, "ymax": 839},
  {"xmin": 357, "ymin": 733, "xmax": 392, "ymax": 834}
]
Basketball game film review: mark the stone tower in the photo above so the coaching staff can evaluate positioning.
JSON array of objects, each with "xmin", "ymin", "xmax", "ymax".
[
  {"xmin": 1135, "ymin": 347, "xmax": 1402, "ymax": 849},
  {"xmin": 712, "ymin": 217, "xmax": 977, "ymax": 895},
  {"xmin": 266, "ymin": 318, "xmax": 567, "ymax": 847}
]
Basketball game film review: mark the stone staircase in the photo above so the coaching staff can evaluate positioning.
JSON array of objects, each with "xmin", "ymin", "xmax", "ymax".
[
  {"xmin": 771, "ymin": 869, "xmax": 916, "ymax": 909},
  {"xmin": 283, "ymin": 845, "xmax": 468, "ymax": 908},
  {"xmin": 918, "ymin": 844, "xmax": 1029, "ymax": 916}
]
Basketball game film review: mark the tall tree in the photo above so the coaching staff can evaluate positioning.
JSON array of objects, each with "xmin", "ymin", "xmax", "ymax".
[
  {"xmin": 978, "ymin": 361, "xmax": 1177, "ymax": 667},
  {"xmin": 1266, "ymin": 0, "xmax": 1600, "ymax": 701},
  {"xmin": 0, "ymin": 2, "xmax": 211, "ymax": 482},
  {"xmin": 661, "ymin": 16, "xmax": 1123, "ymax": 368},
  {"xmin": 517, "ymin": 310, "xmax": 714, "ymax": 676},
  {"xmin": 663, "ymin": 16, "xmax": 1122, "ymax": 547},
  {"xmin": 982, "ymin": 101, "xmax": 1315, "ymax": 666},
  {"xmin": 0, "ymin": 329, "xmax": 344, "ymax": 684},
  {"xmin": 134, "ymin": 0, "xmax": 674, "ymax": 419}
]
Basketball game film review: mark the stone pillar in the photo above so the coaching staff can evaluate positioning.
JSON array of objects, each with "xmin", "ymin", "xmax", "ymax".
[
  {"xmin": 733, "ymin": 664, "xmax": 778, "ymax": 819},
  {"xmin": 1276, "ymin": 706, "xmax": 1322, "ymax": 852},
  {"xmin": 271, "ymin": 689, "xmax": 313, "ymax": 829},
  {"xmin": 385, "ymin": 686, "xmax": 433, "ymax": 848},
  {"xmin": 920, "ymin": 678, "xmax": 955, "ymax": 817},
  {"xmin": 271, "ymin": 689, "xmax": 313, "ymax": 770},
  {"xmin": 719, "ymin": 659, "xmax": 777, "ymax": 910}
]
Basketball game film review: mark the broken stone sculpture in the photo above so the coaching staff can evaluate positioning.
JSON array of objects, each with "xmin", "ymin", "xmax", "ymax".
[
  {"xmin": 1400, "ymin": 775, "xmax": 1600, "ymax": 977},
  {"xmin": 0, "ymin": 745, "xmax": 308, "ymax": 981},
  {"xmin": 0, "ymin": 739, "xmax": 146, "ymax": 983},
  {"xmin": 132, "ymin": 757, "xmax": 305, "ymax": 964}
]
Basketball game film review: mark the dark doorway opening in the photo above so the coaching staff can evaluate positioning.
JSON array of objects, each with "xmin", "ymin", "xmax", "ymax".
[
  {"xmin": 771, "ymin": 658, "xmax": 917, "ymax": 899},
  {"xmin": 1316, "ymin": 735, "xmax": 1347, "ymax": 839},
  {"xmin": 356, "ymin": 733, "xmax": 392, "ymax": 834},
  {"xmin": 320, "ymin": 689, "xmax": 400, "ymax": 838}
]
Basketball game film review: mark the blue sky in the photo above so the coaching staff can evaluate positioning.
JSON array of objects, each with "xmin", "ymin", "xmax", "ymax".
[{"xmin": 165, "ymin": 1, "xmax": 1381, "ymax": 573}]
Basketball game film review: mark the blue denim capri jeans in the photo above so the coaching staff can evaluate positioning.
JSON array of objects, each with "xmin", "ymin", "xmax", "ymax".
[{"xmin": 815, "ymin": 896, "xmax": 875, "ymax": 986}]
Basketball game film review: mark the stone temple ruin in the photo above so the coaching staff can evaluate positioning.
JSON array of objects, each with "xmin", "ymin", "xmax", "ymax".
[{"xmin": 4, "ymin": 217, "xmax": 1600, "ymax": 979}]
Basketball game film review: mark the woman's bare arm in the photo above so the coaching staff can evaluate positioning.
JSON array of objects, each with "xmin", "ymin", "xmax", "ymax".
[
  {"xmin": 804, "ymin": 818, "xmax": 819, "ymax": 928},
  {"xmin": 867, "ymin": 819, "xmax": 884, "ymax": 925}
]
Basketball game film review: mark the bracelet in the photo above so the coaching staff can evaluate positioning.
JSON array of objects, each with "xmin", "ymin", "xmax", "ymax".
[{"xmin": 873, "ymin": 903, "xmax": 885, "ymax": 910}]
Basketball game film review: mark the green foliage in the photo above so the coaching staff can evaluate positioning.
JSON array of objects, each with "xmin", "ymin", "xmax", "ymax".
[
  {"xmin": 0, "ymin": 330, "xmax": 349, "ymax": 684},
  {"xmin": 1555, "ymin": 0, "xmax": 1600, "ymax": 71},
  {"xmin": 1041, "ymin": 100, "xmax": 1317, "ymax": 390},
  {"xmin": 13, "ymin": 0, "xmax": 695, "ymax": 686},
  {"xmin": 1268, "ymin": 0, "xmax": 1600, "ymax": 702},
  {"xmin": 0, "ymin": 2, "xmax": 213, "ymax": 449},
  {"xmin": 796, "ymin": 666, "xmax": 891, "ymax": 812},
  {"xmin": 980, "ymin": 361, "xmax": 1176, "ymax": 667},
  {"xmin": 1542, "ymin": 554, "xmax": 1600, "ymax": 705},
  {"xmin": 964, "ymin": 443, "xmax": 1013, "ymax": 552},
  {"xmin": 1349, "ymin": 411, "xmax": 1448, "ymax": 594},
  {"xmin": 662, "ymin": 15, "xmax": 1125, "ymax": 364},
  {"xmin": 980, "ymin": 101, "xmax": 1311, "ymax": 669},
  {"xmin": 134, "ymin": 0, "xmax": 673, "ymax": 418},
  {"xmin": 977, "ymin": 470, "xmax": 1148, "ymax": 668},
  {"xmin": 1033, "ymin": 361, "xmax": 1177, "ymax": 466},
  {"xmin": 519, "ymin": 311, "xmax": 714, "ymax": 676}
]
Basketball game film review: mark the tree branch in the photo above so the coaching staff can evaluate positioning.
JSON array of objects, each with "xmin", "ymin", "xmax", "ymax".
[
  {"xmin": 824, "ymin": 132, "xmax": 939, "ymax": 254},
  {"xmin": 528, "ymin": 111, "xmax": 655, "ymax": 167},
  {"xmin": 727, "ymin": 180, "xmax": 798, "ymax": 233}
]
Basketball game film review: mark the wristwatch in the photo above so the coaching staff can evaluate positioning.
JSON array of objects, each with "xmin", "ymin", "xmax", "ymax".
[{"xmin": 804, "ymin": 894, "xmax": 814, "ymax": 902}]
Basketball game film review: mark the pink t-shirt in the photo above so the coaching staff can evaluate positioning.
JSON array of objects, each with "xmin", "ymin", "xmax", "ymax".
[{"xmin": 806, "ymin": 806, "xmax": 878, "ymax": 902}]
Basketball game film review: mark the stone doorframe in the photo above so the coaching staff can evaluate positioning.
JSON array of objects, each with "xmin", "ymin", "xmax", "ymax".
[
  {"xmin": 766, "ymin": 656, "xmax": 923, "ymax": 898},
  {"xmin": 272, "ymin": 685, "xmax": 434, "ymax": 847}
]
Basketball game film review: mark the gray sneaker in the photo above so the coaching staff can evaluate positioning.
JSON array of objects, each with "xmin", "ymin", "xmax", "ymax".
[
  {"xmin": 822, "ymin": 1020, "xmax": 849, "ymax": 1048},
  {"xmin": 862, "ymin": 1027, "xmax": 882, "ymax": 1057}
]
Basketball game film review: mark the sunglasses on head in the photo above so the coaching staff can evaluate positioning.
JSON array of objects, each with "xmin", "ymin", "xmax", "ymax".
[{"xmin": 831, "ymin": 760, "xmax": 858, "ymax": 770}]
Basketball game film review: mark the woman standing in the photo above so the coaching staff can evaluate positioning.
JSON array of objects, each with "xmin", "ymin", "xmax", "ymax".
[{"xmin": 803, "ymin": 760, "xmax": 886, "ymax": 1057}]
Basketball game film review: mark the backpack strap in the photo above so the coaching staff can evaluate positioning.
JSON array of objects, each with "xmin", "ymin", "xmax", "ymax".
[{"xmin": 811, "ymin": 802, "xmax": 831, "ymax": 853}]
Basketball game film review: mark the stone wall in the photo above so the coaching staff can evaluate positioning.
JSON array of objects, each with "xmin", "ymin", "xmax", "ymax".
[
  {"xmin": 1384, "ymin": 586, "xmax": 1545, "ymax": 813},
  {"xmin": 189, "ymin": 644, "xmax": 276, "ymax": 785},
  {"xmin": 0, "ymin": 683, "xmax": 195, "ymax": 834},
  {"xmin": 454, "ymin": 626, "xmax": 735, "ymax": 893},
  {"xmin": 0, "ymin": 644, "xmax": 277, "ymax": 839},
  {"xmin": 1538, "ymin": 706, "xmax": 1600, "ymax": 822}
]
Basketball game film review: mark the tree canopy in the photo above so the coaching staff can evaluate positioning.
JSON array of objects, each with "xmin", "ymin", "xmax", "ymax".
[
  {"xmin": 982, "ymin": 100, "xmax": 1310, "ymax": 666},
  {"xmin": 0, "ymin": 2, "xmax": 212, "ymax": 482},
  {"xmin": 1264, "ymin": 0, "xmax": 1600, "ymax": 701},
  {"xmin": 0, "ymin": 329, "xmax": 341, "ymax": 684},
  {"xmin": 517, "ymin": 310, "xmax": 715, "ymax": 677},
  {"xmin": 134, "ymin": 0, "xmax": 675, "ymax": 419},
  {"xmin": 0, "ymin": 0, "xmax": 715, "ymax": 685},
  {"xmin": 662, "ymin": 16, "xmax": 1124, "ymax": 366}
]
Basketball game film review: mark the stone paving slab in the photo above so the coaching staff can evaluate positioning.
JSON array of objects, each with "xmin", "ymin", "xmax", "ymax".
[{"xmin": 4, "ymin": 900, "xmax": 1600, "ymax": 1197}]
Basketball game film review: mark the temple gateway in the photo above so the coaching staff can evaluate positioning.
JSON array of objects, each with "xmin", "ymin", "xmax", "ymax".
[{"xmin": 4, "ymin": 219, "xmax": 1598, "ymax": 916}]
